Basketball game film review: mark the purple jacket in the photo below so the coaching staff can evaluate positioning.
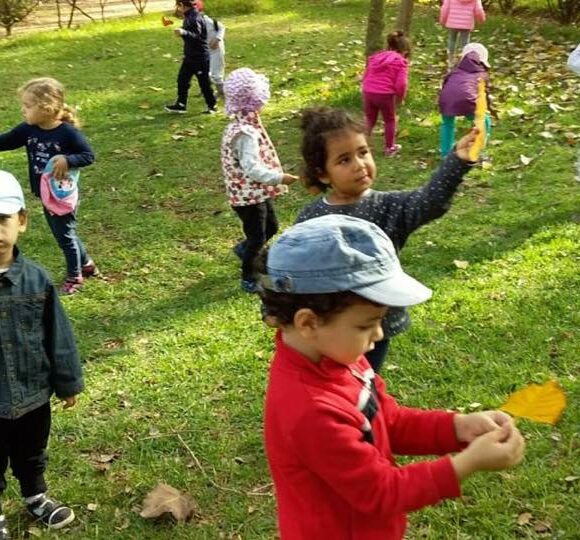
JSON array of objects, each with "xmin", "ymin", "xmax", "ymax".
[{"xmin": 438, "ymin": 52, "xmax": 489, "ymax": 117}]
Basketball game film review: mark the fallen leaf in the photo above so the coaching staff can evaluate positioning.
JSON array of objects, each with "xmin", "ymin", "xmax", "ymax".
[
  {"xmin": 517, "ymin": 512, "xmax": 533, "ymax": 525},
  {"xmin": 534, "ymin": 521, "xmax": 551, "ymax": 533},
  {"xmin": 500, "ymin": 380, "xmax": 566, "ymax": 424},
  {"xmin": 140, "ymin": 483, "xmax": 196, "ymax": 521},
  {"xmin": 147, "ymin": 86, "xmax": 163, "ymax": 92},
  {"xmin": 28, "ymin": 528, "xmax": 42, "ymax": 538},
  {"xmin": 87, "ymin": 503, "xmax": 98, "ymax": 511},
  {"xmin": 453, "ymin": 260, "xmax": 469, "ymax": 269},
  {"xmin": 564, "ymin": 475, "xmax": 579, "ymax": 483},
  {"xmin": 507, "ymin": 107, "xmax": 525, "ymax": 116},
  {"xmin": 520, "ymin": 155, "xmax": 533, "ymax": 165},
  {"xmin": 539, "ymin": 131, "xmax": 554, "ymax": 139}
]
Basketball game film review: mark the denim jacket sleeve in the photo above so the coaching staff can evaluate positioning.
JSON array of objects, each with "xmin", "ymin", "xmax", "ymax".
[{"xmin": 43, "ymin": 283, "xmax": 84, "ymax": 398}]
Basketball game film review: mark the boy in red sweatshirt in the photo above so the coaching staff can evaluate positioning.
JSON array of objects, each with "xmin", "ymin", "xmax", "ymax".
[{"xmin": 260, "ymin": 214, "xmax": 525, "ymax": 539}]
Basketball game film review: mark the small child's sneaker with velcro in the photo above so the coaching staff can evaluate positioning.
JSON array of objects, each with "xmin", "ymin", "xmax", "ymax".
[{"xmin": 26, "ymin": 494, "xmax": 75, "ymax": 530}]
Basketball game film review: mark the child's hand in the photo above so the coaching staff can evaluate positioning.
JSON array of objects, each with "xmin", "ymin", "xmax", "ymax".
[
  {"xmin": 52, "ymin": 155, "xmax": 69, "ymax": 180},
  {"xmin": 452, "ymin": 423, "xmax": 525, "ymax": 480},
  {"xmin": 454, "ymin": 128, "xmax": 479, "ymax": 162},
  {"xmin": 62, "ymin": 396, "xmax": 77, "ymax": 409},
  {"xmin": 209, "ymin": 38, "xmax": 220, "ymax": 49},
  {"xmin": 454, "ymin": 411, "xmax": 514, "ymax": 443},
  {"xmin": 174, "ymin": 28, "xmax": 184, "ymax": 37},
  {"xmin": 282, "ymin": 174, "xmax": 299, "ymax": 185}
]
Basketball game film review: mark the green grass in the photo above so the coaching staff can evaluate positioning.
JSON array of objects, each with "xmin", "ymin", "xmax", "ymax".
[{"xmin": 0, "ymin": 1, "xmax": 579, "ymax": 538}]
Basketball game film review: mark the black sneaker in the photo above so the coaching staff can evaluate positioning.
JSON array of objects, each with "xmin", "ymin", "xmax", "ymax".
[
  {"xmin": 232, "ymin": 241, "xmax": 246, "ymax": 261},
  {"xmin": 27, "ymin": 494, "xmax": 75, "ymax": 530},
  {"xmin": 164, "ymin": 102, "xmax": 187, "ymax": 114},
  {"xmin": 0, "ymin": 513, "xmax": 9, "ymax": 540},
  {"xmin": 202, "ymin": 106, "xmax": 218, "ymax": 115},
  {"xmin": 241, "ymin": 279, "xmax": 258, "ymax": 294}
]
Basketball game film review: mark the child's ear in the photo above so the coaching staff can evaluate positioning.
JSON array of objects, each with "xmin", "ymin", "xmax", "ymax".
[
  {"xmin": 315, "ymin": 168, "xmax": 331, "ymax": 186},
  {"xmin": 293, "ymin": 308, "xmax": 320, "ymax": 337},
  {"xmin": 18, "ymin": 212, "xmax": 28, "ymax": 233}
]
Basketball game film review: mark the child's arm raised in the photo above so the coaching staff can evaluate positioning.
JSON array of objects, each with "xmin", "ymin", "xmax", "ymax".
[{"xmin": 384, "ymin": 129, "xmax": 477, "ymax": 247}]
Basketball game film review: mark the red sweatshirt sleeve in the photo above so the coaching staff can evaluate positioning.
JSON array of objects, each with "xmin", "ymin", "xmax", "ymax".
[{"xmin": 292, "ymin": 403, "xmax": 461, "ymax": 519}]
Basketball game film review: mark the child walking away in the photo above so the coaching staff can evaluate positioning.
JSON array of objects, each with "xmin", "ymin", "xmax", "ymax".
[
  {"xmin": 0, "ymin": 78, "xmax": 98, "ymax": 295},
  {"xmin": 165, "ymin": 0, "xmax": 217, "ymax": 114},
  {"xmin": 439, "ymin": 43, "xmax": 493, "ymax": 158},
  {"xmin": 221, "ymin": 68, "xmax": 298, "ymax": 293},
  {"xmin": 362, "ymin": 31, "xmax": 411, "ymax": 157},
  {"xmin": 193, "ymin": 0, "xmax": 226, "ymax": 98},
  {"xmin": 261, "ymin": 214, "xmax": 525, "ymax": 540},
  {"xmin": 0, "ymin": 172, "xmax": 84, "ymax": 538},
  {"xmin": 296, "ymin": 106, "xmax": 477, "ymax": 373},
  {"xmin": 440, "ymin": 0, "xmax": 486, "ymax": 69}
]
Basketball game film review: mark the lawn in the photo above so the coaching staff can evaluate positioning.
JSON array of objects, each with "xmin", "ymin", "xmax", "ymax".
[{"xmin": 0, "ymin": 0, "xmax": 578, "ymax": 538}]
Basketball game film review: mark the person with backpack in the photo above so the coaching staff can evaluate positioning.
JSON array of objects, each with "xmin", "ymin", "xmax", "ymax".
[
  {"xmin": 193, "ymin": 0, "xmax": 226, "ymax": 98},
  {"xmin": 165, "ymin": 0, "xmax": 217, "ymax": 114}
]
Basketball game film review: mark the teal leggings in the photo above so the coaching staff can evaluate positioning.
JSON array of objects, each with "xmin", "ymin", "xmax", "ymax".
[{"xmin": 440, "ymin": 113, "xmax": 492, "ymax": 157}]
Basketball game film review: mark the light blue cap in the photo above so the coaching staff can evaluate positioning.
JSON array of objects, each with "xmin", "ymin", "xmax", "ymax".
[
  {"xmin": 263, "ymin": 215, "xmax": 432, "ymax": 307},
  {"xmin": 0, "ymin": 171, "xmax": 26, "ymax": 215}
]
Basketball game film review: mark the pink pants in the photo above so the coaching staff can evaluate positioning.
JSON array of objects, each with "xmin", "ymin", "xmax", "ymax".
[{"xmin": 363, "ymin": 92, "xmax": 397, "ymax": 150}]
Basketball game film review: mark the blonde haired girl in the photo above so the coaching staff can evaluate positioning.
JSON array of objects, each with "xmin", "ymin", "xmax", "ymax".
[{"xmin": 0, "ymin": 77, "xmax": 98, "ymax": 294}]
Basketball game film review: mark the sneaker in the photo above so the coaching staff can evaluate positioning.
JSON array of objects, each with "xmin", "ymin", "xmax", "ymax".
[
  {"xmin": 202, "ymin": 106, "xmax": 218, "ymax": 115},
  {"xmin": 240, "ymin": 279, "xmax": 258, "ymax": 294},
  {"xmin": 385, "ymin": 144, "xmax": 402, "ymax": 157},
  {"xmin": 0, "ymin": 514, "xmax": 9, "ymax": 540},
  {"xmin": 232, "ymin": 241, "xmax": 246, "ymax": 261},
  {"xmin": 61, "ymin": 276, "xmax": 83, "ymax": 295},
  {"xmin": 81, "ymin": 259, "xmax": 101, "ymax": 279},
  {"xmin": 26, "ymin": 494, "xmax": 75, "ymax": 530},
  {"xmin": 164, "ymin": 102, "xmax": 187, "ymax": 114}
]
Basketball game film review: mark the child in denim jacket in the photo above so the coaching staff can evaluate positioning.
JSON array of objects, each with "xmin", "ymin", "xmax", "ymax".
[{"xmin": 0, "ymin": 172, "xmax": 83, "ymax": 538}]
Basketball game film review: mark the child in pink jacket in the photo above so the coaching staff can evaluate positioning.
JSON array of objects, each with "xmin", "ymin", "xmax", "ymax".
[
  {"xmin": 440, "ymin": 0, "xmax": 486, "ymax": 68},
  {"xmin": 362, "ymin": 31, "xmax": 410, "ymax": 157}
]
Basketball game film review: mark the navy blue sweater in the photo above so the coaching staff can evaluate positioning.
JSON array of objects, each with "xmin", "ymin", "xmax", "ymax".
[{"xmin": 0, "ymin": 122, "xmax": 94, "ymax": 197}]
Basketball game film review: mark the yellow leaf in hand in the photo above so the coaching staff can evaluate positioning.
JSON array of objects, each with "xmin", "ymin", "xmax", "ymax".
[
  {"xmin": 500, "ymin": 380, "xmax": 566, "ymax": 425},
  {"xmin": 468, "ymin": 78, "xmax": 488, "ymax": 162}
]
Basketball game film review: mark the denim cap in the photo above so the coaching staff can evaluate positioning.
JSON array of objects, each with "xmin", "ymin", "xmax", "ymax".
[
  {"xmin": 263, "ymin": 215, "xmax": 432, "ymax": 307},
  {"xmin": 0, "ymin": 171, "xmax": 26, "ymax": 215}
]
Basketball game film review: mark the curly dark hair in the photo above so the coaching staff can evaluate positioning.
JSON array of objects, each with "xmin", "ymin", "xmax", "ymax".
[
  {"xmin": 387, "ymin": 30, "xmax": 411, "ymax": 58},
  {"xmin": 299, "ymin": 106, "xmax": 366, "ymax": 194}
]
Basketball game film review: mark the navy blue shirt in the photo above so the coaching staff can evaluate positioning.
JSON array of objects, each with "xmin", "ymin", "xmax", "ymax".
[
  {"xmin": 0, "ymin": 248, "xmax": 84, "ymax": 419},
  {"xmin": 296, "ymin": 153, "xmax": 473, "ymax": 337},
  {"xmin": 180, "ymin": 7, "xmax": 209, "ymax": 60},
  {"xmin": 0, "ymin": 122, "xmax": 94, "ymax": 197}
]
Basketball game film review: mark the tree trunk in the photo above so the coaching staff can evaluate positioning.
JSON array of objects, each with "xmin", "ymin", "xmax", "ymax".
[
  {"xmin": 6, "ymin": 24, "xmax": 12, "ymax": 36},
  {"xmin": 365, "ymin": 0, "xmax": 385, "ymax": 58},
  {"xmin": 396, "ymin": 0, "xmax": 414, "ymax": 34}
]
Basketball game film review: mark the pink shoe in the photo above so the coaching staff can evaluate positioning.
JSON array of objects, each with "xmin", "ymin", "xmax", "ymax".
[
  {"xmin": 81, "ymin": 259, "xmax": 100, "ymax": 279},
  {"xmin": 385, "ymin": 144, "xmax": 402, "ymax": 157},
  {"xmin": 61, "ymin": 276, "xmax": 84, "ymax": 295}
]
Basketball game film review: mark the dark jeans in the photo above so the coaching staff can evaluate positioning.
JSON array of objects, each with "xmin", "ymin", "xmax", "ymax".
[
  {"xmin": 177, "ymin": 57, "xmax": 216, "ymax": 109},
  {"xmin": 365, "ymin": 337, "xmax": 391, "ymax": 373},
  {"xmin": 43, "ymin": 208, "xmax": 88, "ymax": 278},
  {"xmin": 0, "ymin": 403, "xmax": 50, "ymax": 498},
  {"xmin": 233, "ymin": 200, "xmax": 278, "ymax": 281}
]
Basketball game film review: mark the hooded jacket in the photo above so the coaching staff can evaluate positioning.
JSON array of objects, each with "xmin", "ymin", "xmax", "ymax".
[
  {"xmin": 440, "ymin": 0, "xmax": 486, "ymax": 31},
  {"xmin": 362, "ymin": 50, "xmax": 408, "ymax": 98},
  {"xmin": 439, "ymin": 52, "xmax": 489, "ymax": 117}
]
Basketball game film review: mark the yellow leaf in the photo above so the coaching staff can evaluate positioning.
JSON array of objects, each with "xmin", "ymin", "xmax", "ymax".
[
  {"xmin": 468, "ymin": 79, "xmax": 488, "ymax": 162},
  {"xmin": 500, "ymin": 380, "xmax": 566, "ymax": 425},
  {"xmin": 453, "ymin": 259, "xmax": 469, "ymax": 269}
]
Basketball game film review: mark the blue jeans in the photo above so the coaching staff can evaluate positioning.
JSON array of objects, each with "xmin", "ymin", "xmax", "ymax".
[
  {"xmin": 43, "ymin": 208, "xmax": 89, "ymax": 278},
  {"xmin": 440, "ymin": 113, "xmax": 492, "ymax": 157}
]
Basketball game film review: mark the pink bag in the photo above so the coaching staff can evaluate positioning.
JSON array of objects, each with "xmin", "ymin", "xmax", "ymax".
[{"xmin": 40, "ymin": 158, "xmax": 79, "ymax": 215}]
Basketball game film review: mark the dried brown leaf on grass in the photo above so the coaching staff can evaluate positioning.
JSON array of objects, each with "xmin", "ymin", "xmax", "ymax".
[{"xmin": 140, "ymin": 483, "xmax": 197, "ymax": 521}]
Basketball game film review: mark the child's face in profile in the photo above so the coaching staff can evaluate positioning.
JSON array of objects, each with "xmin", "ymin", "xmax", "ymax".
[
  {"xmin": 319, "ymin": 130, "xmax": 377, "ymax": 204},
  {"xmin": 21, "ymin": 93, "xmax": 53, "ymax": 127},
  {"xmin": 313, "ymin": 301, "xmax": 387, "ymax": 365}
]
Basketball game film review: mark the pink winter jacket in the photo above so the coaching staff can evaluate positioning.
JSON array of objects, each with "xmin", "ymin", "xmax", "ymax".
[
  {"xmin": 440, "ymin": 0, "xmax": 486, "ymax": 31},
  {"xmin": 362, "ymin": 50, "xmax": 409, "ymax": 98}
]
